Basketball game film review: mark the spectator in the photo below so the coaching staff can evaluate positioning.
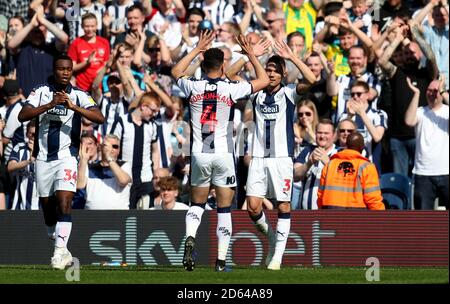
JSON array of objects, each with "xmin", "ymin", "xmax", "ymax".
[
  {"xmin": 113, "ymin": 3, "xmax": 154, "ymax": 48},
  {"xmin": 377, "ymin": 21, "xmax": 438, "ymax": 176},
  {"xmin": 298, "ymin": 51, "xmax": 338, "ymax": 118},
  {"xmin": 269, "ymin": 0, "xmax": 325, "ymax": 49},
  {"xmin": 348, "ymin": 0, "xmax": 373, "ymax": 37},
  {"xmin": 331, "ymin": 46, "xmax": 381, "ymax": 123},
  {"xmin": 151, "ymin": 167, "xmax": 170, "ymax": 208},
  {"xmin": 67, "ymin": 13, "xmax": 110, "ymax": 91},
  {"xmin": 0, "ymin": 0, "xmax": 31, "ymax": 20},
  {"xmin": 264, "ymin": 9, "xmax": 287, "ymax": 43},
  {"xmin": 7, "ymin": 8, "xmax": 68, "ymax": 96},
  {"xmin": 189, "ymin": 0, "xmax": 235, "ymax": 28},
  {"xmin": 233, "ymin": 0, "xmax": 266, "ymax": 34},
  {"xmin": 405, "ymin": 78, "xmax": 449, "ymax": 210},
  {"xmin": 104, "ymin": 0, "xmax": 136, "ymax": 45},
  {"xmin": 336, "ymin": 118, "xmax": 357, "ymax": 148},
  {"xmin": 171, "ymin": 8, "xmax": 204, "ymax": 61},
  {"xmin": 77, "ymin": 134, "xmax": 132, "ymax": 210},
  {"xmin": 7, "ymin": 120, "xmax": 38, "ymax": 210},
  {"xmin": 317, "ymin": 132, "xmax": 385, "ymax": 210},
  {"xmin": 110, "ymin": 92, "xmax": 161, "ymax": 210},
  {"xmin": 375, "ymin": 0, "xmax": 412, "ymax": 34},
  {"xmin": 65, "ymin": 0, "xmax": 106, "ymax": 42},
  {"xmin": 146, "ymin": 0, "xmax": 186, "ymax": 50},
  {"xmin": 1, "ymin": 79, "xmax": 27, "ymax": 160},
  {"xmin": 412, "ymin": 0, "xmax": 449, "ymax": 90},
  {"xmin": 294, "ymin": 99, "xmax": 318, "ymax": 154},
  {"xmin": 338, "ymin": 81, "xmax": 388, "ymax": 172},
  {"xmin": 293, "ymin": 119, "xmax": 338, "ymax": 210},
  {"xmin": 150, "ymin": 176, "xmax": 189, "ymax": 210}
]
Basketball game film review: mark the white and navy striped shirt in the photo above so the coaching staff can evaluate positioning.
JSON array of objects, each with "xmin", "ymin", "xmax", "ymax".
[
  {"xmin": 99, "ymin": 96, "xmax": 129, "ymax": 137},
  {"xmin": 176, "ymin": 76, "xmax": 253, "ymax": 154},
  {"xmin": 8, "ymin": 143, "xmax": 39, "ymax": 210},
  {"xmin": 339, "ymin": 107, "xmax": 388, "ymax": 162},
  {"xmin": 66, "ymin": 3, "xmax": 106, "ymax": 41},
  {"xmin": 295, "ymin": 144, "xmax": 338, "ymax": 210},
  {"xmin": 250, "ymin": 84, "xmax": 297, "ymax": 158},
  {"xmin": 25, "ymin": 83, "xmax": 97, "ymax": 161},
  {"xmin": 189, "ymin": 0, "xmax": 235, "ymax": 27},
  {"xmin": 333, "ymin": 71, "xmax": 381, "ymax": 123},
  {"xmin": 110, "ymin": 112, "xmax": 158, "ymax": 184},
  {"xmin": 3, "ymin": 100, "xmax": 28, "ymax": 160}
]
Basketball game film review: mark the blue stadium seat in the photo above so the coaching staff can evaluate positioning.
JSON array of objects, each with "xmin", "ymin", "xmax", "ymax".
[{"xmin": 380, "ymin": 173, "xmax": 412, "ymax": 210}]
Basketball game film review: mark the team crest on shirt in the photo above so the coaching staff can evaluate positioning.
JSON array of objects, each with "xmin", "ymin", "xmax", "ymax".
[{"xmin": 47, "ymin": 105, "xmax": 68, "ymax": 116}]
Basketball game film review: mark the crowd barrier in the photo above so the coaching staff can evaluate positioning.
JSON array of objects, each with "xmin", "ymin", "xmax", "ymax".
[{"xmin": 0, "ymin": 210, "xmax": 448, "ymax": 266}]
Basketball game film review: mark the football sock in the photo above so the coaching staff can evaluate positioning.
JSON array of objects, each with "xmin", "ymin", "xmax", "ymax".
[
  {"xmin": 217, "ymin": 207, "xmax": 232, "ymax": 261},
  {"xmin": 185, "ymin": 203, "xmax": 206, "ymax": 238},
  {"xmin": 55, "ymin": 214, "xmax": 72, "ymax": 249},
  {"xmin": 272, "ymin": 213, "xmax": 291, "ymax": 263},
  {"xmin": 250, "ymin": 211, "xmax": 269, "ymax": 235}
]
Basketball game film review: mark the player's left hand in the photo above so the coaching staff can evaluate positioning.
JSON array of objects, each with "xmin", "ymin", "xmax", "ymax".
[
  {"xmin": 61, "ymin": 92, "xmax": 75, "ymax": 110},
  {"xmin": 273, "ymin": 39, "xmax": 295, "ymax": 60}
]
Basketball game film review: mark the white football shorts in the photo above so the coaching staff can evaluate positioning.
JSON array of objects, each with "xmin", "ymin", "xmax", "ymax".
[
  {"xmin": 36, "ymin": 157, "xmax": 78, "ymax": 197},
  {"xmin": 246, "ymin": 157, "xmax": 293, "ymax": 202},
  {"xmin": 190, "ymin": 153, "xmax": 236, "ymax": 187}
]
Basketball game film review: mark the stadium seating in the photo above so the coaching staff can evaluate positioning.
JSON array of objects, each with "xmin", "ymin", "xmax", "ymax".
[{"xmin": 380, "ymin": 173, "xmax": 413, "ymax": 210}]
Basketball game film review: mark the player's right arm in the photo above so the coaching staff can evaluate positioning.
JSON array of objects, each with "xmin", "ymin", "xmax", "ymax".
[
  {"xmin": 18, "ymin": 90, "xmax": 67, "ymax": 122},
  {"xmin": 171, "ymin": 30, "xmax": 215, "ymax": 80}
]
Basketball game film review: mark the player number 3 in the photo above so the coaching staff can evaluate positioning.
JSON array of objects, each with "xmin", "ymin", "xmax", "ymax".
[{"xmin": 63, "ymin": 169, "xmax": 77, "ymax": 182}]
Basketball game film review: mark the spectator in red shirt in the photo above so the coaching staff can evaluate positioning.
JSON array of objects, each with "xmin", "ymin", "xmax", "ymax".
[{"xmin": 68, "ymin": 13, "xmax": 110, "ymax": 91}]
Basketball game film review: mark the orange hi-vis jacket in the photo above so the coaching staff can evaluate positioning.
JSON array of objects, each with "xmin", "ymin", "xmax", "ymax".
[{"xmin": 317, "ymin": 149, "xmax": 385, "ymax": 210}]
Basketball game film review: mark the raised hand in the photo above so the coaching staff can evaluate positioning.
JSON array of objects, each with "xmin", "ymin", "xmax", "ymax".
[
  {"xmin": 102, "ymin": 11, "xmax": 112, "ymax": 28},
  {"xmin": 253, "ymin": 37, "xmax": 271, "ymax": 57},
  {"xmin": 79, "ymin": 142, "xmax": 90, "ymax": 161},
  {"xmin": 273, "ymin": 39, "xmax": 294, "ymax": 60},
  {"xmin": 406, "ymin": 77, "xmax": 420, "ymax": 94},
  {"xmin": 195, "ymin": 30, "xmax": 215, "ymax": 52},
  {"xmin": 236, "ymin": 34, "xmax": 254, "ymax": 56}
]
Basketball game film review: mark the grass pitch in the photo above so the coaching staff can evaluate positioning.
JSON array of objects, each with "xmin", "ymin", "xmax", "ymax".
[{"xmin": 0, "ymin": 265, "xmax": 448, "ymax": 284}]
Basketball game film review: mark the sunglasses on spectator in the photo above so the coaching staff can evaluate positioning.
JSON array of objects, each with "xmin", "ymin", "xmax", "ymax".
[
  {"xmin": 149, "ymin": 47, "xmax": 160, "ymax": 53},
  {"xmin": 350, "ymin": 91, "xmax": 366, "ymax": 97},
  {"xmin": 298, "ymin": 112, "xmax": 312, "ymax": 117},
  {"xmin": 102, "ymin": 144, "xmax": 120, "ymax": 149},
  {"xmin": 339, "ymin": 129, "xmax": 355, "ymax": 134}
]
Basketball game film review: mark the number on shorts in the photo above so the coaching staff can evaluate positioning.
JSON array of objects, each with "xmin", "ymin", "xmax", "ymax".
[
  {"xmin": 64, "ymin": 169, "xmax": 77, "ymax": 182},
  {"xmin": 282, "ymin": 179, "xmax": 291, "ymax": 192}
]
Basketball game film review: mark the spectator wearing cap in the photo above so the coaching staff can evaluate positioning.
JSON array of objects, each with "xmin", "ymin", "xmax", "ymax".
[
  {"xmin": 77, "ymin": 134, "xmax": 132, "ymax": 210},
  {"xmin": 67, "ymin": 13, "xmax": 110, "ymax": 91},
  {"xmin": 1, "ymin": 79, "xmax": 28, "ymax": 161},
  {"xmin": 149, "ymin": 176, "xmax": 189, "ymax": 210},
  {"xmin": 7, "ymin": 7, "xmax": 68, "ymax": 96}
]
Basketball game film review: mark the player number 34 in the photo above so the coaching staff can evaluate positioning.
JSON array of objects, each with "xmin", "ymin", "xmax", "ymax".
[
  {"xmin": 63, "ymin": 169, "xmax": 77, "ymax": 182},
  {"xmin": 221, "ymin": 288, "xmax": 273, "ymax": 299}
]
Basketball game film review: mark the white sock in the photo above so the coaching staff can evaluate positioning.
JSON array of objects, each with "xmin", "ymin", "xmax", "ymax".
[
  {"xmin": 217, "ymin": 209, "xmax": 232, "ymax": 261},
  {"xmin": 272, "ymin": 216, "xmax": 291, "ymax": 264},
  {"xmin": 252, "ymin": 212, "xmax": 269, "ymax": 235},
  {"xmin": 46, "ymin": 225, "xmax": 56, "ymax": 239},
  {"xmin": 185, "ymin": 205, "xmax": 205, "ymax": 238},
  {"xmin": 55, "ymin": 221, "xmax": 72, "ymax": 248}
]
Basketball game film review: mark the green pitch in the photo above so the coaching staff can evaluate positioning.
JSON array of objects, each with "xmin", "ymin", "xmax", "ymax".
[{"xmin": 0, "ymin": 265, "xmax": 448, "ymax": 284}]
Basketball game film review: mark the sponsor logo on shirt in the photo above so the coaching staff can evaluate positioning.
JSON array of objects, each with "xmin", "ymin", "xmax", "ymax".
[
  {"xmin": 47, "ymin": 106, "xmax": 68, "ymax": 116},
  {"xmin": 259, "ymin": 104, "xmax": 279, "ymax": 114}
]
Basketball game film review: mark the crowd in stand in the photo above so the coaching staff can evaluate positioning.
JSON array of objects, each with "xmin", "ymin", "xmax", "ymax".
[{"xmin": 0, "ymin": 0, "xmax": 448, "ymax": 211}]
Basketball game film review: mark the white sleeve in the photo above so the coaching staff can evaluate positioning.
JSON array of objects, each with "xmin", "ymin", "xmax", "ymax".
[
  {"xmin": 284, "ymin": 84, "xmax": 299, "ymax": 104},
  {"xmin": 3, "ymin": 104, "xmax": 22, "ymax": 139},
  {"xmin": 416, "ymin": 107, "xmax": 425, "ymax": 124},
  {"xmin": 25, "ymin": 87, "xmax": 43, "ymax": 108},
  {"xmin": 120, "ymin": 161, "xmax": 133, "ymax": 183},
  {"xmin": 78, "ymin": 91, "xmax": 97, "ymax": 109},
  {"xmin": 176, "ymin": 76, "xmax": 195, "ymax": 98},
  {"xmin": 229, "ymin": 81, "xmax": 253, "ymax": 101}
]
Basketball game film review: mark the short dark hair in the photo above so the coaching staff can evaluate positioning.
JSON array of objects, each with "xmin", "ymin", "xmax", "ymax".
[
  {"xmin": 201, "ymin": 48, "xmax": 224, "ymax": 73},
  {"xmin": 317, "ymin": 118, "xmax": 335, "ymax": 132},
  {"xmin": 266, "ymin": 55, "xmax": 286, "ymax": 75},
  {"xmin": 350, "ymin": 80, "xmax": 370, "ymax": 92},
  {"xmin": 127, "ymin": 3, "xmax": 145, "ymax": 16},
  {"xmin": 323, "ymin": 1, "xmax": 343, "ymax": 16},
  {"xmin": 187, "ymin": 7, "xmax": 205, "ymax": 20},
  {"xmin": 53, "ymin": 54, "xmax": 73, "ymax": 69},
  {"xmin": 287, "ymin": 31, "xmax": 305, "ymax": 44}
]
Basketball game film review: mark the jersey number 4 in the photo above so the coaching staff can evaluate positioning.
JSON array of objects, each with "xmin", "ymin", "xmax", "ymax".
[{"xmin": 200, "ymin": 105, "xmax": 218, "ymax": 132}]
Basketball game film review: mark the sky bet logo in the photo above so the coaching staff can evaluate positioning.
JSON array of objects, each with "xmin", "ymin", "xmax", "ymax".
[{"xmin": 259, "ymin": 104, "xmax": 279, "ymax": 114}]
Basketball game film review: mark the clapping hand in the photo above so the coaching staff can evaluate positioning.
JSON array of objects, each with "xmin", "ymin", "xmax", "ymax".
[{"xmin": 273, "ymin": 39, "xmax": 295, "ymax": 60}]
